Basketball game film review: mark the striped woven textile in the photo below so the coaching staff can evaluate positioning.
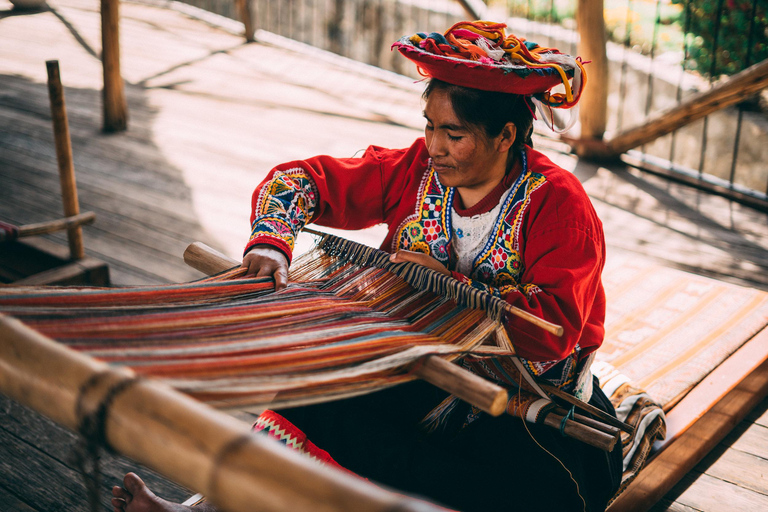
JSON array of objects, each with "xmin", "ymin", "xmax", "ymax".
[
  {"xmin": 593, "ymin": 249, "xmax": 768, "ymax": 502},
  {"xmin": 599, "ymin": 249, "xmax": 768, "ymax": 409},
  {"xmin": 0, "ymin": 242, "xmax": 501, "ymax": 409}
]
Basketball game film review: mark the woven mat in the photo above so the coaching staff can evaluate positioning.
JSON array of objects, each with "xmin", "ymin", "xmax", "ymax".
[{"xmin": 597, "ymin": 250, "xmax": 768, "ymax": 409}]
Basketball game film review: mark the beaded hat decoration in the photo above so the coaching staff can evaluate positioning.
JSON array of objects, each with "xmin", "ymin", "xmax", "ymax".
[{"xmin": 392, "ymin": 21, "xmax": 587, "ymax": 131}]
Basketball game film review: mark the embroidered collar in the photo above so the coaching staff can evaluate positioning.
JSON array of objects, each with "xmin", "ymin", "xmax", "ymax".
[{"xmin": 453, "ymin": 156, "xmax": 524, "ymax": 217}]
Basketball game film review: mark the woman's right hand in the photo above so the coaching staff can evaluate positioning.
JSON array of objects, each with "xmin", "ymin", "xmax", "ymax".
[{"xmin": 241, "ymin": 245, "xmax": 289, "ymax": 291}]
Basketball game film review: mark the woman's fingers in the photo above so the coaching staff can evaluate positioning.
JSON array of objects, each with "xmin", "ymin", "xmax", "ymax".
[
  {"xmin": 242, "ymin": 246, "xmax": 290, "ymax": 290},
  {"xmin": 389, "ymin": 250, "xmax": 451, "ymax": 276}
]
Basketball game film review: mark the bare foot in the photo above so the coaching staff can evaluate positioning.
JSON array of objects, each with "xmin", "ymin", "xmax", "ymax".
[{"xmin": 111, "ymin": 473, "xmax": 193, "ymax": 512}]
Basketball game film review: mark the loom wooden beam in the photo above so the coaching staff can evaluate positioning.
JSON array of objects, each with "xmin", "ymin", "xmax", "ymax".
[
  {"xmin": 541, "ymin": 382, "xmax": 634, "ymax": 434},
  {"xmin": 183, "ymin": 241, "xmax": 509, "ymax": 416},
  {"xmin": 46, "ymin": 61, "xmax": 85, "ymax": 261},
  {"xmin": 597, "ymin": 58, "xmax": 768, "ymax": 157},
  {"xmin": 101, "ymin": 0, "xmax": 128, "ymax": 132},
  {"xmin": 0, "ymin": 314, "xmax": 446, "ymax": 512}
]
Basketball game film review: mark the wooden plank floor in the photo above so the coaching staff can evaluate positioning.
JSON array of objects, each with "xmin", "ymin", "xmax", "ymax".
[{"xmin": 0, "ymin": 0, "xmax": 767, "ymax": 510}]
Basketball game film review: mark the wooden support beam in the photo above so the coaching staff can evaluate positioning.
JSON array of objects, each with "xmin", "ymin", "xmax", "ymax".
[
  {"xmin": 16, "ymin": 212, "xmax": 96, "ymax": 239},
  {"xmin": 235, "ymin": 0, "xmax": 254, "ymax": 43},
  {"xmin": 183, "ymin": 241, "xmax": 509, "ymax": 417},
  {"xmin": 46, "ymin": 60, "xmax": 85, "ymax": 261},
  {"xmin": 0, "ymin": 314, "xmax": 447, "ymax": 512},
  {"xmin": 604, "ymin": 58, "xmax": 768, "ymax": 156},
  {"xmin": 576, "ymin": 0, "xmax": 608, "ymax": 146},
  {"xmin": 101, "ymin": 0, "xmax": 128, "ymax": 132}
]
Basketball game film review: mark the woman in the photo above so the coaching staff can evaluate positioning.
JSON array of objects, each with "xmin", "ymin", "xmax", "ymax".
[{"xmin": 113, "ymin": 22, "xmax": 621, "ymax": 512}]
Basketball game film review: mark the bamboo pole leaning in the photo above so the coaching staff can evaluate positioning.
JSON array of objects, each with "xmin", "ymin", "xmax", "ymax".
[{"xmin": 0, "ymin": 314, "xmax": 447, "ymax": 512}]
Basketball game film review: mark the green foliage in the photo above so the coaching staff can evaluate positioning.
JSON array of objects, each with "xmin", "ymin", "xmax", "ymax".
[{"xmin": 672, "ymin": 0, "xmax": 768, "ymax": 76}]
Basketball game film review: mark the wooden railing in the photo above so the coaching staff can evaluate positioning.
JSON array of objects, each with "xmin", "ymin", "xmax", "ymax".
[{"xmin": 101, "ymin": 0, "xmax": 768, "ymax": 208}]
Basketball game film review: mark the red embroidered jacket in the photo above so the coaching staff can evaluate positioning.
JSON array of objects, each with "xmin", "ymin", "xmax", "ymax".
[{"xmin": 246, "ymin": 138, "xmax": 606, "ymax": 385}]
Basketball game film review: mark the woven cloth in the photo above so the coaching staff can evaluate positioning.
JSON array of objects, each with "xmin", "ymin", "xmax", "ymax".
[{"xmin": 598, "ymin": 250, "xmax": 768, "ymax": 409}]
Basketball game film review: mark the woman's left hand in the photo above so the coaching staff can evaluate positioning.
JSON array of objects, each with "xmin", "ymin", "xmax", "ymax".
[{"xmin": 389, "ymin": 250, "xmax": 451, "ymax": 276}]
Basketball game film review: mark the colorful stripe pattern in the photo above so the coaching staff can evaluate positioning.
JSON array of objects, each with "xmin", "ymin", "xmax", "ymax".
[
  {"xmin": 598, "ymin": 249, "xmax": 768, "ymax": 408},
  {"xmin": 0, "ymin": 242, "xmax": 502, "ymax": 410}
]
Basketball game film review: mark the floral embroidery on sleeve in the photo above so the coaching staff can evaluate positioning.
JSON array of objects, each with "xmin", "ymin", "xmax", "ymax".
[{"xmin": 248, "ymin": 168, "xmax": 318, "ymax": 253}]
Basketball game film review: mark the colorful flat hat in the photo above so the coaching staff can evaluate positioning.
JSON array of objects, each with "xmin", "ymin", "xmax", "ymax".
[{"xmin": 392, "ymin": 21, "xmax": 587, "ymax": 128}]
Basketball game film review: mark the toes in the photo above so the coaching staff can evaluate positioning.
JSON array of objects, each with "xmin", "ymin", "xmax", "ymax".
[
  {"xmin": 123, "ymin": 472, "xmax": 146, "ymax": 495},
  {"xmin": 111, "ymin": 496, "xmax": 127, "ymax": 511},
  {"xmin": 112, "ymin": 485, "xmax": 132, "ymax": 503}
]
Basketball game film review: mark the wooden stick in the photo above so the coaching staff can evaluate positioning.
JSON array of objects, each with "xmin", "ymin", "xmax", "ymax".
[
  {"xmin": 606, "ymin": 58, "xmax": 768, "ymax": 155},
  {"xmin": 101, "ymin": 0, "xmax": 128, "ymax": 132},
  {"xmin": 541, "ymin": 383, "xmax": 634, "ymax": 434},
  {"xmin": 541, "ymin": 409, "xmax": 618, "ymax": 452},
  {"xmin": 0, "ymin": 314, "xmax": 446, "ymax": 512},
  {"xmin": 301, "ymin": 227, "xmax": 564, "ymax": 337},
  {"xmin": 183, "ymin": 242, "xmax": 509, "ymax": 417},
  {"xmin": 46, "ymin": 60, "xmax": 84, "ymax": 261},
  {"xmin": 415, "ymin": 355, "xmax": 508, "ymax": 417},
  {"xmin": 235, "ymin": 0, "xmax": 254, "ymax": 43},
  {"xmin": 16, "ymin": 212, "xmax": 96, "ymax": 238}
]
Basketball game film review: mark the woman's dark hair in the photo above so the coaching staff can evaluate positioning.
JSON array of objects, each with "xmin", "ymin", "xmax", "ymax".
[{"xmin": 423, "ymin": 79, "xmax": 534, "ymax": 155}]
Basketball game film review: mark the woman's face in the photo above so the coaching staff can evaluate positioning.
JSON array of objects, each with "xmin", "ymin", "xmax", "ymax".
[{"xmin": 423, "ymin": 88, "xmax": 509, "ymax": 191}]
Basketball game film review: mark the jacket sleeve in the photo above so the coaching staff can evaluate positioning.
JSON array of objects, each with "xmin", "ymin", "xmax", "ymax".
[{"xmin": 245, "ymin": 141, "xmax": 426, "ymax": 261}]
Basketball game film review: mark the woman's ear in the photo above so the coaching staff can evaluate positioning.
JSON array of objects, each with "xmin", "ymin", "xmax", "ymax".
[{"xmin": 496, "ymin": 122, "xmax": 517, "ymax": 153}]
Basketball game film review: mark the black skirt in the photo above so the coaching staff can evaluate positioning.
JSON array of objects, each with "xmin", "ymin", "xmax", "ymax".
[{"xmin": 277, "ymin": 377, "xmax": 623, "ymax": 512}]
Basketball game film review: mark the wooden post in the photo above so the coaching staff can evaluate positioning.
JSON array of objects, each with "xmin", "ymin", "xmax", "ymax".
[
  {"xmin": 235, "ymin": 0, "xmax": 255, "ymax": 42},
  {"xmin": 576, "ymin": 0, "xmax": 608, "ymax": 149},
  {"xmin": 101, "ymin": 0, "xmax": 128, "ymax": 132},
  {"xmin": 0, "ymin": 314, "xmax": 447, "ymax": 512},
  {"xmin": 46, "ymin": 60, "xmax": 85, "ymax": 261}
]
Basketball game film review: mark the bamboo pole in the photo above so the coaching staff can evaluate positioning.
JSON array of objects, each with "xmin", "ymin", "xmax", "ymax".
[
  {"xmin": 101, "ymin": 0, "xmax": 128, "ymax": 132},
  {"xmin": 183, "ymin": 242, "xmax": 509, "ymax": 417},
  {"xmin": 46, "ymin": 60, "xmax": 85, "ymax": 261},
  {"xmin": 576, "ymin": 0, "xmax": 608, "ymax": 146},
  {"xmin": 0, "ymin": 314, "xmax": 445, "ymax": 512},
  {"xmin": 605, "ymin": 58, "xmax": 768, "ymax": 156},
  {"xmin": 235, "ymin": 0, "xmax": 255, "ymax": 42}
]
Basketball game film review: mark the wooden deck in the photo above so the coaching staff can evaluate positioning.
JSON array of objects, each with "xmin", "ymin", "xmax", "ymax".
[{"xmin": 1, "ymin": 0, "xmax": 767, "ymax": 510}]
